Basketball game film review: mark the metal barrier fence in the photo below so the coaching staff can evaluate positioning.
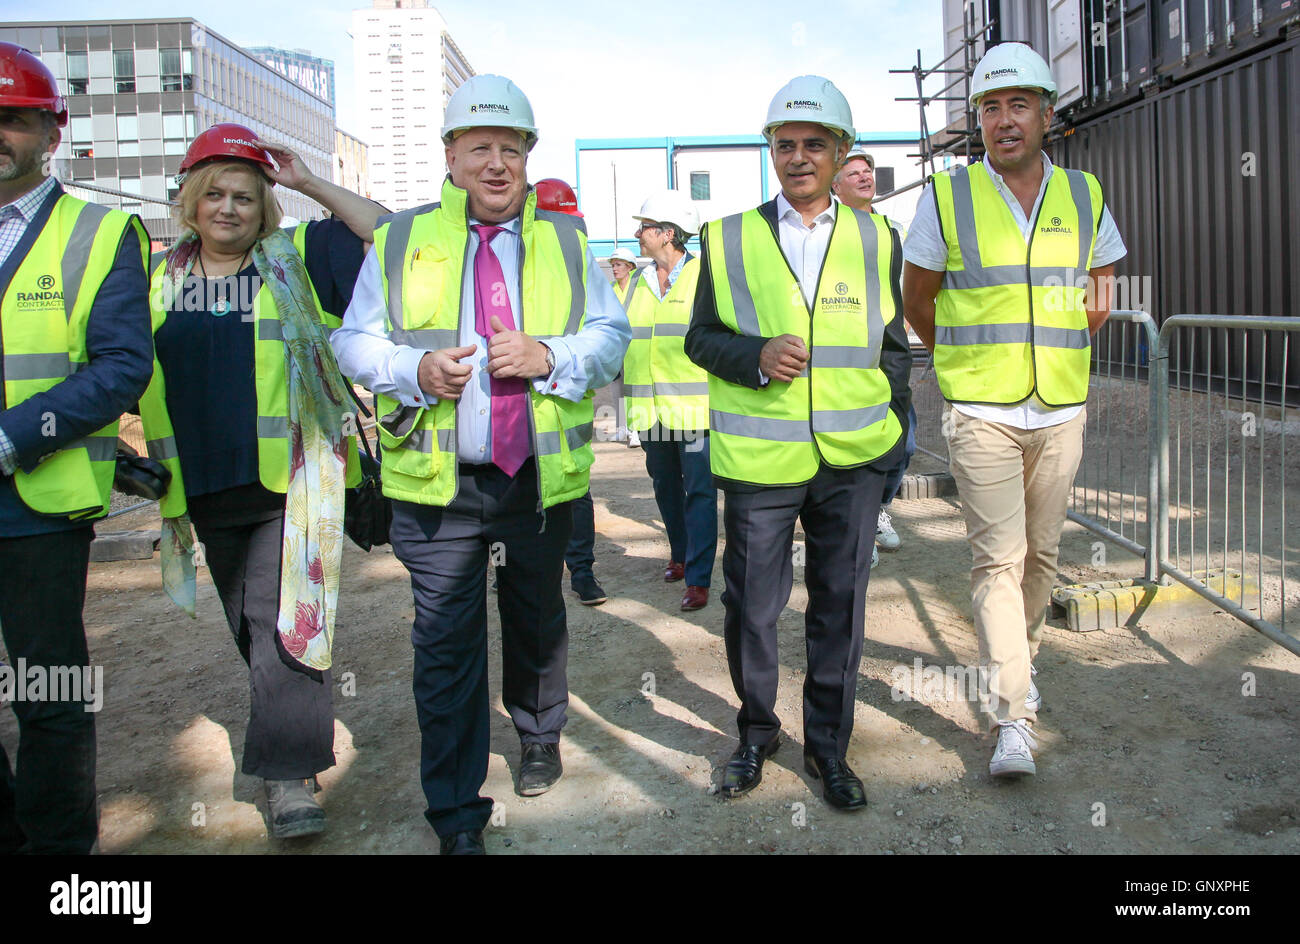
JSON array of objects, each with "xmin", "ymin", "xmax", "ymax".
[
  {"xmin": 1155, "ymin": 315, "xmax": 1300, "ymax": 655},
  {"xmin": 904, "ymin": 310, "xmax": 1300, "ymax": 654}
]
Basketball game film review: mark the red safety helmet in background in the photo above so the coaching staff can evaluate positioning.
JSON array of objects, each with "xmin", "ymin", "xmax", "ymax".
[
  {"xmin": 0, "ymin": 41, "xmax": 68, "ymax": 126},
  {"xmin": 534, "ymin": 178, "xmax": 583, "ymax": 217},
  {"xmin": 178, "ymin": 123, "xmax": 275, "ymax": 179}
]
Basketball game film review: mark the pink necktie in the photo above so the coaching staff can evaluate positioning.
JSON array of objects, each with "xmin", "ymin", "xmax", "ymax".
[{"xmin": 472, "ymin": 224, "xmax": 530, "ymax": 477}]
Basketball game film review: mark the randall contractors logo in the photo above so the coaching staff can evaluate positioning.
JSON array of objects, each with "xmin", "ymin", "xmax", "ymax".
[
  {"xmin": 1039, "ymin": 214, "xmax": 1072, "ymax": 235},
  {"xmin": 785, "ymin": 99, "xmax": 823, "ymax": 110},
  {"xmin": 819, "ymin": 281, "xmax": 861, "ymax": 313},
  {"xmin": 987, "ymin": 67, "xmax": 1020, "ymax": 79},
  {"xmin": 37, "ymin": 274, "xmax": 56, "ymax": 290},
  {"xmin": 834, "ymin": 281, "xmax": 849, "ymax": 295},
  {"xmin": 470, "ymin": 103, "xmax": 510, "ymax": 114}
]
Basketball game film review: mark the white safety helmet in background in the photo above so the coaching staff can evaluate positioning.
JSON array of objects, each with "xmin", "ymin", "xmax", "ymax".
[
  {"xmin": 633, "ymin": 190, "xmax": 700, "ymax": 237},
  {"xmin": 840, "ymin": 146, "xmax": 875, "ymax": 170},
  {"xmin": 441, "ymin": 74, "xmax": 539, "ymax": 150},
  {"xmin": 763, "ymin": 75, "xmax": 855, "ymax": 144},
  {"xmin": 969, "ymin": 42, "xmax": 1058, "ymax": 107},
  {"xmin": 608, "ymin": 247, "xmax": 639, "ymax": 265}
]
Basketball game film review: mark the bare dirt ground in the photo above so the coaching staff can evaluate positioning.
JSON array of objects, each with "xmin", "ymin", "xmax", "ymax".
[{"xmin": 4, "ymin": 437, "xmax": 1298, "ymax": 856}]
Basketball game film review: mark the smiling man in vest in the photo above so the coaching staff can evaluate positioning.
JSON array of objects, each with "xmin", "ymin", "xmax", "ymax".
[
  {"xmin": 0, "ymin": 43, "xmax": 153, "ymax": 853},
  {"xmin": 686, "ymin": 76, "xmax": 912, "ymax": 811},
  {"xmin": 902, "ymin": 43, "xmax": 1125, "ymax": 779},
  {"xmin": 332, "ymin": 75, "xmax": 630, "ymax": 854},
  {"xmin": 626, "ymin": 190, "xmax": 716, "ymax": 612}
]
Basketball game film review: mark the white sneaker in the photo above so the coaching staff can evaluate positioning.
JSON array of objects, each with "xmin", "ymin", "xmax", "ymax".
[
  {"xmin": 876, "ymin": 508, "xmax": 901, "ymax": 551},
  {"xmin": 1025, "ymin": 663, "xmax": 1042, "ymax": 712},
  {"xmin": 626, "ymin": 429, "xmax": 641, "ymax": 449},
  {"xmin": 871, "ymin": 544, "xmax": 879, "ymax": 568},
  {"xmin": 989, "ymin": 719, "xmax": 1038, "ymax": 778}
]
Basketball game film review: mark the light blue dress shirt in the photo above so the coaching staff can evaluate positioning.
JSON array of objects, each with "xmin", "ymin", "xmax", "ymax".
[{"xmin": 332, "ymin": 211, "xmax": 631, "ymax": 464}]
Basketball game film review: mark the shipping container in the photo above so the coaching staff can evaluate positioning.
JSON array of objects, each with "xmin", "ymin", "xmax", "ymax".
[
  {"xmin": 1155, "ymin": 0, "xmax": 1299, "ymax": 84},
  {"xmin": 1055, "ymin": 36, "xmax": 1299, "ymax": 395}
]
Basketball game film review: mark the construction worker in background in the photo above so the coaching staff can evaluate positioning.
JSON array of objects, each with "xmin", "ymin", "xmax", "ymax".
[
  {"xmin": 608, "ymin": 246, "xmax": 638, "ymax": 305},
  {"xmin": 627, "ymin": 191, "xmax": 716, "ymax": 612},
  {"xmin": 0, "ymin": 42, "xmax": 154, "ymax": 853},
  {"xmin": 332, "ymin": 75, "xmax": 630, "ymax": 855},
  {"xmin": 833, "ymin": 146, "xmax": 914, "ymax": 561},
  {"xmin": 686, "ymin": 76, "xmax": 912, "ymax": 811},
  {"xmin": 534, "ymin": 177, "xmax": 608, "ymax": 607},
  {"xmin": 607, "ymin": 245, "xmax": 642, "ymax": 448},
  {"xmin": 902, "ymin": 42, "xmax": 1125, "ymax": 779}
]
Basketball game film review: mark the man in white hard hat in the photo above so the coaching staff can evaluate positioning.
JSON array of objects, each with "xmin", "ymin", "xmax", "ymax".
[
  {"xmin": 833, "ymin": 147, "xmax": 914, "ymax": 560},
  {"xmin": 902, "ymin": 42, "xmax": 1126, "ymax": 779},
  {"xmin": 608, "ymin": 247, "xmax": 638, "ymax": 306},
  {"xmin": 625, "ymin": 191, "xmax": 716, "ymax": 612},
  {"xmin": 333, "ymin": 74, "xmax": 631, "ymax": 854},
  {"xmin": 686, "ymin": 76, "xmax": 912, "ymax": 811}
]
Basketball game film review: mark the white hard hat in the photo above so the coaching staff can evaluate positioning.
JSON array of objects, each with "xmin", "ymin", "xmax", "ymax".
[
  {"xmin": 841, "ymin": 146, "xmax": 874, "ymax": 170},
  {"xmin": 763, "ymin": 75, "xmax": 855, "ymax": 144},
  {"xmin": 608, "ymin": 247, "xmax": 638, "ymax": 265},
  {"xmin": 441, "ymin": 74, "xmax": 538, "ymax": 149},
  {"xmin": 969, "ymin": 42, "xmax": 1057, "ymax": 107},
  {"xmin": 632, "ymin": 190, "xmax": 700, "ymax": 237}
]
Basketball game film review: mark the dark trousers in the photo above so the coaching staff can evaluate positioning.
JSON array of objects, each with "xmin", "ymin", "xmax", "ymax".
[
  {"xmin": 0, "ymin": 527, "xmax": 96, "ymax": 854},
  {"xmin": 563, "ymin": 490, "xmax": 595, "ymax": 580},
  {"xmin": 721, "ymin": 464, "xmax": 884, "ymax": 757},
  {"xmin": 881, "ymin": 403, "xmax": 918, "ymax": 507},
  {"xmin": 194, "ymin": 512, "xmax": 336, "ymax": 780},
  {"xmin": 642, "ymin": 435, "xmax": 718, "ymax": 587},
  {"xmin": 389, "ymin": 459, "xmax": 573, "ymax": 839}
]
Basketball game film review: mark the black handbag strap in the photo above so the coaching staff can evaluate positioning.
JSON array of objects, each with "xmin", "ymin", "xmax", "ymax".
[{"xmin": 342, "ymin": 383, "xmax": 381, "ymax": 463}]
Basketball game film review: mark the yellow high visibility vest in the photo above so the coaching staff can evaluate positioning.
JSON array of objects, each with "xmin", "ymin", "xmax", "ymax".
[
  {"xmin": 622, "ymin": 256, "xmax": 708, "ymax": 432},
  {"xmin": 140, "ymin": 224, "xmax": 360, "ymax": 516},
  {"xmin": 371, "ymin": 178, "xmax": 594, "ymax": 509},
  {"xmin": 1, "ymin": 194, "xmax": 146, "ymax": 519},
  {"xmin": 701, "ymin": 204, "xmax": 902, "ymax": 487},
  {"xmin": 931, "ymin": 161, "xmax": 1103, "ymax": 406}
]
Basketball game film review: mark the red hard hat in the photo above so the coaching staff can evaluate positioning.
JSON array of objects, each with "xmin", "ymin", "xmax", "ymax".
[
  {"xmin": 0, "ymin": 42, "xmax": 68, "ymax": 126},
  {"xmin": 179, "ymin": 123, "xmax": 274, "ymax": 176},
  {"xmin": 534, "ymin": 178, "xmax": 583, "ymax": 217}
]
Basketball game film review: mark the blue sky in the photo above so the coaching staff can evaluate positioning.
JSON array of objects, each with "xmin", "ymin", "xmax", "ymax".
[{"xmin": 4, "ymin": 1, "xmax": 946, "ymax": 181}]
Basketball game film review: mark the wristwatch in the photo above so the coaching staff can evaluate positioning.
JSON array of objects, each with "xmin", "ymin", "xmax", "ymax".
[{"xmin": 543, "ymin": 345, "xmax": 555, "ymax": 375}]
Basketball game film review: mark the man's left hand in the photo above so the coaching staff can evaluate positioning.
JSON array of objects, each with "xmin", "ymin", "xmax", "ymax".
[
  {"xmin": 252, "ymin": 138, "xmax": 314, "ymax": 191},
  {"xmin": 486, "ymin": 314, "xmax": 551, "ymax": 379}
]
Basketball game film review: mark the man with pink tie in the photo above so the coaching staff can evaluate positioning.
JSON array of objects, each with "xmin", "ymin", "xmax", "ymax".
[{"xmin": 333, "ymin": 76, "xmax": 630, "ymax": 854}]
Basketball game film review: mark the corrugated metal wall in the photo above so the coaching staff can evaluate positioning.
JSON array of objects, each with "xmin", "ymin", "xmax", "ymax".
[{"xmin": 1057, "ymin": 36, "xmax": 1298, "ymax": 394}]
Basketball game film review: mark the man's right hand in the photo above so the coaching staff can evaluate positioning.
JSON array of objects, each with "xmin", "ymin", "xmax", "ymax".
[
  {"xmin": 759, "ymin": 334, "xmax": 810, "ymax": 383},
  {"xmin": 417, "ymin": 345, "xmax": 477, "ymax": 400}
]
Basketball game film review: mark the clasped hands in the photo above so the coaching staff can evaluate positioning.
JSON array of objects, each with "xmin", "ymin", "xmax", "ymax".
[
  {"xmin": 759, "ymin": 334, "xmax": 810, "ymax": 383},
  {"xmin": 417, "ymin": 315, "xmax": 551, "ymax": 400}
]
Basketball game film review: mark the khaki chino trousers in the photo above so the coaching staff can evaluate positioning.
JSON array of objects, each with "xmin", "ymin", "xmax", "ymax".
[{"xmin": 947, "ymin": 408, "xmax": 1086, "ymax": 731}]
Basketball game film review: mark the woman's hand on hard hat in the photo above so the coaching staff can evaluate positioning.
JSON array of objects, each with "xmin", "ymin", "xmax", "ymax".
[
  {"xmin": 251, "ymin": 137, "xmax": 314, "ymax": 191},
  {"xmin": 486, "ymin": 314, "xmax": 551, "ymax": 380}
]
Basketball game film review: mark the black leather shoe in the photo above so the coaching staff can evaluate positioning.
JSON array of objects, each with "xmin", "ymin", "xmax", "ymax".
[
  {"xmin": 439, "ymin": 830, "xmax": 486, "ymax": 855},
  {"xmin": 517, "ymin": 742, "xmax": 562, "ymax": 796},
  {"xmin": 572, "ymin": 574, "xmax": 608, "ymax": 606},
  {"xmin": 720, "ymin": 733, "xmax": 782, "ymax": 798},
  {"xmin": 804, "ymin": 754, "xmax": 868, "ymax": 811}
]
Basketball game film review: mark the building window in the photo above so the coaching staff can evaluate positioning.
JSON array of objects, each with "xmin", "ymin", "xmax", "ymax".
[
  {"xmin": 690, "ymin": 172, "xmax": 710, "ymax": 201},
  {"xmin": 160, "ymin": 48, "xmax": 193, "ymax": 92},
  {"xmin": 117, "ymin": 113, "xmax": 139, "ymax": 158},
  {"xmin": 67, "ymin": 51, "xmax": 88, "ymax": 94},
  {"xmin": 114, "ymin": 49, "xmax": 135, "ymax": 93}
]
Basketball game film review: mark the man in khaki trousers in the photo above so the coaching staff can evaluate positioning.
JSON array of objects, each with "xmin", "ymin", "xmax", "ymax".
[{"xmin": 902, "ymin": 43, "xmax": 1125, "ymax": 778}]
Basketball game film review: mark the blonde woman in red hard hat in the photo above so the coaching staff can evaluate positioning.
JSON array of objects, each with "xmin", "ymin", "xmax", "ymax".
[{"xmin": 138, "ymin": 123, "xmax": 384, "ymax": 839}]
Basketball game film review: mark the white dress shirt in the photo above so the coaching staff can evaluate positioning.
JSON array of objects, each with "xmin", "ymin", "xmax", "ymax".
[
  {"xmin": 332, "ymin": 213, "xmax": 630, "ymax": 464},
  {"xmin": 776, "ymin": 192, "xmax": 837, "ymax": 307},
  {"xmin": 903, "ymin": 152, "xmax": 1127, "ymax": 429}
]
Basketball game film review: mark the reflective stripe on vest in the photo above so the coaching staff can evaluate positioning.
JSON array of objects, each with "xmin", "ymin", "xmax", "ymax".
[
  {"xmin": 622, "ymin": 256, "xmax": 707, "ymax": 432},
  {"xmin": 932, "ymin": 161, "xmax": 1101, "ymax": 407},
  {"xmin": 702, "ymin": 204, "xmax": 901, "ymax": 486},
  {"xmin": 371, "ymin": 178, "xmax": 595, "ymax": 510},
  {"xmin": 1, "ymin": 195, "xmax": 143, "ymax": 518}
]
